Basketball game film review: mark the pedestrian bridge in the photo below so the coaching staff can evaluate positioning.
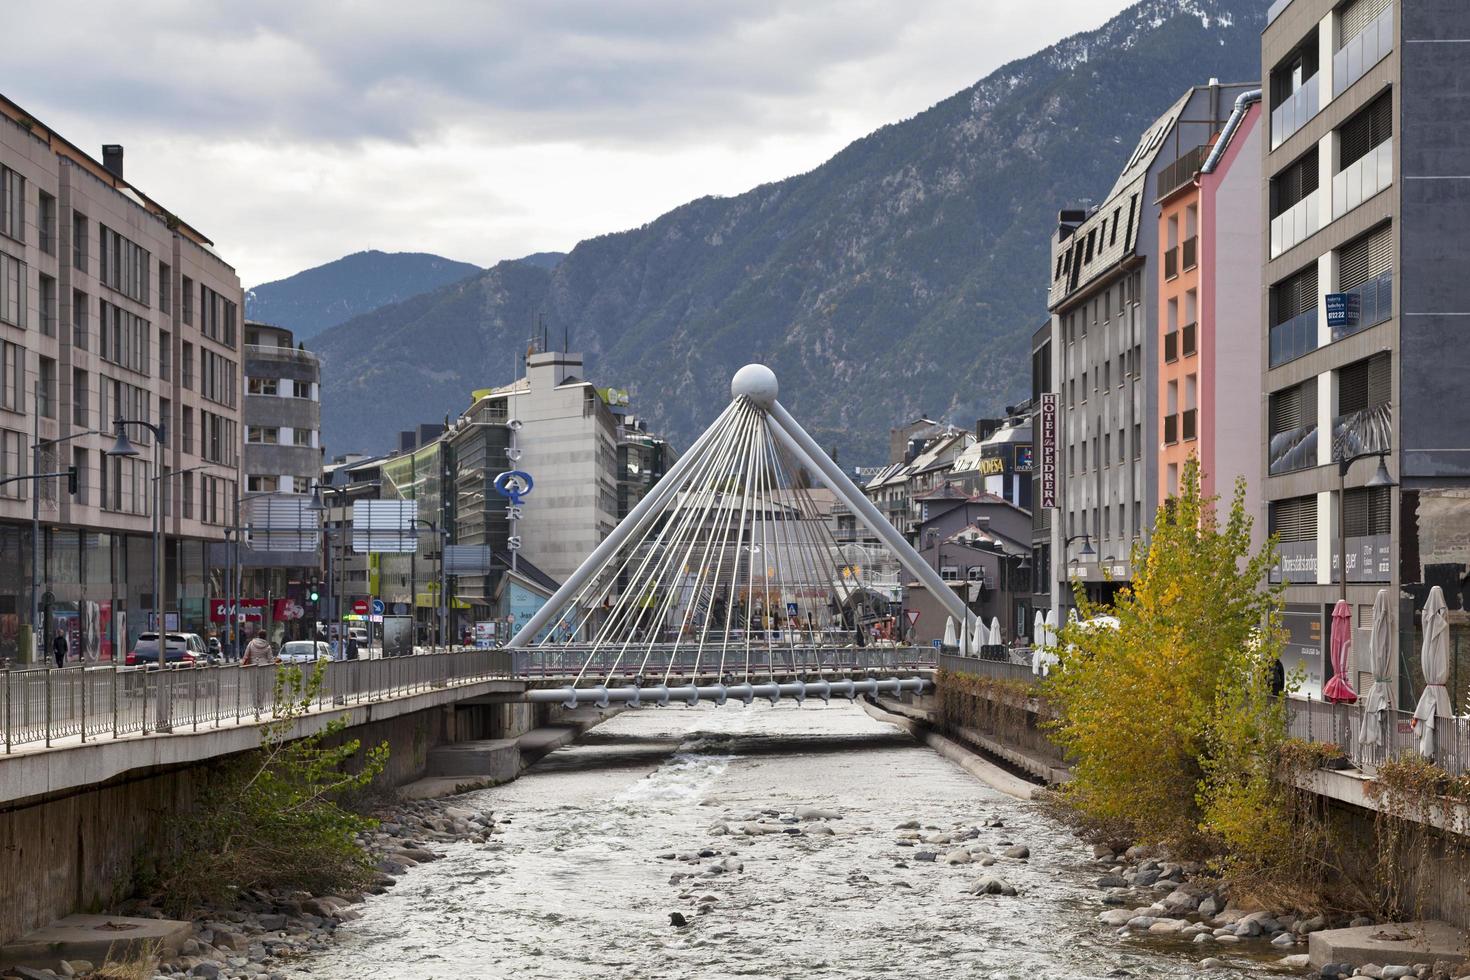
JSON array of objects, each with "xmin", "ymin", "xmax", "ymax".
[{"xmin": 505, "ymin": 365, "xmax": 965, "ymax": 709}]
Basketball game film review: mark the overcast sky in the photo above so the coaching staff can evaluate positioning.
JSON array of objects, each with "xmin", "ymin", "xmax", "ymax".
[{"xmin": 5, "ymin": 1, "xmax": 1131, "ymax": 287}]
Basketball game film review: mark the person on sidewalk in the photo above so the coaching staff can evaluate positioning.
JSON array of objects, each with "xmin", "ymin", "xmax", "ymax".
[
  {"xmin": 52, "ymin": 628, "xmax": 68, "ymax": 668},
  {"xmin": 242, "ymin": 630, "xmax": 275, "ymax": 666}
]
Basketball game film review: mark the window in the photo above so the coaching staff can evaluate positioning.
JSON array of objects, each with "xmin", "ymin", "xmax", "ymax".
[
  {"xmin": 199, "ymin": 284, "xmax": 237, "ymax": 348},
  {"xmin": 0, "ymin": 341, "xmax": 20, "ymax": 412},
  {"xmin": 39, "ymin": 275, "xmax": 56, "ymax": 337},
  {"xmin": 72, "ymin": 289, "xmax": 88, "ymax": 348},
  {"xmin": 98, "ymin": 225, "xmax": 150, "ymax": 305},
  {"xmin": 72, "ymin": 368, "xmax": 88, "ymax": 427},
  {"xmin": 159, "ymin": 398, "xmax": 171, "ymax": 447},
  {"xmin": 202, "ymin": 411, "xmax": 237, "ymax": 466},
  {"xmin": 292, "ymin": 428, "xmax": 314, "ymax": 447},
  {"xmin": 1270, "ymin": 147, "xmax": 1319, "ymax": 218},
  {"xmin": 1269, "ymin": 263, "xmax": 1320, "ymax": 366},
  {"xmin": 99, "ymin": 379, "xmax": 152, "ymax": 447},
  {"xmin": 1133, "ymin": 423, "xmax": 1142, "ymax": 460},
  {"xmin": 98, "ymin": 300, "xmax": 152, "ymax": 375},
  {"xmin": 0, "ymin": 429, "xmax": 24, "ymax": 500},
  {"xmin": 181, "ymin": 406, "xmax": 193, "ymax": 455},
  {"xmin": 291, "ymin": 380, "xmax": 312, "ymax": 399},
  {"xmin": 181, "ymin": 341, "xmax": 194, "ymax": 388},
  {"xmin": 1340, "ymin": 91, "xmax": 1392, "ymax": 170},
  {"xmin": 247, "ymin": 425, "xmax": 279, "ymax": 444},
  {"xmin": 1339, "ymin": 0, "xmax": 1391, "ymax": 48},
  {"xmin": 159, "ymin": 330, "xmax": 172, "ymax": 381},
  {"xmin": 0, "ymin": 167, "xmax": 23, "ymax": 242},
  {"xmin": 38, "ymin": 192, "xmax": 55, "ymax": 255},
  {"xmin": 247, "ymin": 475, "xmax": 278, "ymax": 493},
  {"xmin": 1269, "ymin": 495, "xmax": 1318, "ymax": 542},
  {"xmin": 181, "ymin": 276, "xmax": 194, "ymax": 324},
  {"xmin": 201, "ymin": 349, "xmax": 237, "ymax": 407},
  {"xmin": 1343, "ymin": 485, "xmax": 1392, "ymax": 538},
  {"xmin": 100, "ymin": 454, "xmax": 150, "ymax": 515},
  {"xmin": 158, "ymin": 262, "xmax": 171, "ymax": 314},
  {"xmin": 0, "ymin": 252, "xmax": 25, "ymax": 327},
  {"xmin": 38, "ymin": 357, "xmax": 55, "ymax": 418},
  {"xmin": 182, "ymin": 472, "xmax": 193, "ymax": 519},
  {"xmin": 72, "ymin": 213, "xmax": 87, "ymax": 271},
  {"xmin": 248, "ymin": 376, "xmax": 278, "ymax": 396},
  {"xmin": 1269, "ymin": 378, "xmax": 1319, "ymax": 475}
]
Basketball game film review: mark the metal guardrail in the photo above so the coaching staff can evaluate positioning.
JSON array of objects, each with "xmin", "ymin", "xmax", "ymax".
[
  {"xmin": 517, "ymin": 644, "xmax": 936, "ymax": 679},
  {"xmin": 1, "ymin": 649, "xmax": 515, "ymax": 753}
]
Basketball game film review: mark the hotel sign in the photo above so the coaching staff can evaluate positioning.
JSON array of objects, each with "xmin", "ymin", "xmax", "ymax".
[{"xmin": 1039, "ymin": 394, "xmax": 1058, "ymax": 509}]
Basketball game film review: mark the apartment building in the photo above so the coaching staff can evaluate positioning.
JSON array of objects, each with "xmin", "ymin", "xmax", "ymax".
[
  {"xmin": 1262, "ymin": 0, "xmax": 1470, "ymax": 698},
  {"xmin": 0, "ymin": 95, "xmax": 243, "ymax": 662},
  {"xmin": 1045, "ymin": 82, "xmax": 1256, "ymax": 613},
  {"xmin": 1156, "ymin": 91, "xmax": 1266, "ymax": 552}
]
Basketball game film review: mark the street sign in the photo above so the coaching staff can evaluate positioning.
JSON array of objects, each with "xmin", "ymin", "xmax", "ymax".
[
  {"xmin": 352, "ymin": 599, "xmax": 369, "ymax": 616},
  {"xmin": 905, "ymin": 609, "xmax": 920, "ymax": 626},
  {"xmin": 932, "ymin": 639, "xmax": 942, "ymax": 649},
  {"xmin": 371, "ymin": 598, "xmax": 386, "ymax": 616},
  {"xmin": 786, "ymin": 601, "xmax": 798, "ymax": 618}
]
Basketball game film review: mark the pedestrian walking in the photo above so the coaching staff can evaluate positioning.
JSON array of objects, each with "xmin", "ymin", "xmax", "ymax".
[
  {"xmin": 52, "ymin": 628, "xmax": 68, "ymax": 668},
  {"xmin": 242, "ymin": 630, "xmax": 275, "ymax": 666},
  {"xmin": 347, "ymin": 635, "xmax": 360, "ymax": 661}
]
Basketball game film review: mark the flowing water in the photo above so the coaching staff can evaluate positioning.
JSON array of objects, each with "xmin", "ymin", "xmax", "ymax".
[{"xmin": 303, "ymin": 704, "xmax": 1272, "ymax": 979}]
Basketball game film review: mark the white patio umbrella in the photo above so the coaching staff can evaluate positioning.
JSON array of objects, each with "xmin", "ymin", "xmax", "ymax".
[
  {"xmin": 989, "ymin": 616, "xmax": 1003, "ymax": 647},
  {"xmin": 1411, "ymin": 586, "xmax": 1453, "ymax": 758},
  {"xmin": 1041, "ymin": 609, "xmax": 1061, "ymax": 676},
  {"xmin": 942, "ymin": 616, "xmax": 958, "ymax": 650},
  {"xmin": 1031, "ymin": 611, "xmax": 1046, "ymax": 674},
  {"xmin": 1357, "ymin": 589, "xmax": 1394, "ymax": 754},
  {"xmin": 972, "ymin": 617, "xmax": 986, "ymax": 655}
]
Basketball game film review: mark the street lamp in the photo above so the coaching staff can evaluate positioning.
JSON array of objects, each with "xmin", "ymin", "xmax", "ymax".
[
  {"xmin": 311, "ymin": 481, "xmax": 381, "ymax": 654},
  {"xmin": 106, "ymin": 416, "xmax": 166, "ymax": 728},
  {"xmin": 1337, "ymin": 449, "xmax": 1396, "ymax": 601}
]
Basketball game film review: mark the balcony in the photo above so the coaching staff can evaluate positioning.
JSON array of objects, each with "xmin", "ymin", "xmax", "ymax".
[
  {"xmin": 1164, "ymin": 413, "xmax": 1178, "ymax": 445},
  {"xmin": 1333, "ymin": 138, "xmax": 1393, "ymax": 220},
  {"xmin": 1181, "ymin": 322, "xmax": 1197, "ymax": 357},
  {"xmin": 1332, "ymin": 403, "xmax": 1391, "ymax": 461},
  {"xmin": 1164, "ymin": 331, "xmax": 1178, "ymax": 363},
  {"xmin": 1270, "ymin": 308, "xmax": 1319, "ymax": 367},
  {"xmin": 1163, "ymin": 247, "xmax": 1179, "ymax": 280},
  {"xmin": 1270, "ymin": 194, "xmax": 1319, "ymax": 258},
  {"xmin": 1330, "ymin": 269, "xmax": 1394, "ymax": 343},
  {"xmin": 1269, "ymin": 421, "xmax": 1319, "ymax": 476},
  {"xmin": 1271, "ymin": 81, "xmax": 1321, "ymax": 150},
  {"xmin": 1334, "ymin": 4, "xmax": 1394, "ymax": 99},
  {"xmin": 1181, "ymin": 236, "xmax": 1197, "ymax": 271},
  {"xmin": 1182, "ymin": 408, "xmax": 1197, "ymax": 441},
  {"xmin": 1156, "ymin": 144, "xmax": 1211, "ymax": 200}
]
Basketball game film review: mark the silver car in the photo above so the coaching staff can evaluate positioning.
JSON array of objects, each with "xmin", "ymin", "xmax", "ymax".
[{"xmin": 277, "ymin": 640, "xmax": 333, "ymax": 665}]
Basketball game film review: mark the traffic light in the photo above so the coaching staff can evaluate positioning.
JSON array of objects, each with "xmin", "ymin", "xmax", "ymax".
[
  {"xmin": 308, "ymin": 581, "xmax": 320, "ymax": 603},
  {"xmin": 67, "ymin": 465, "xmax": 78, "ymax": 495}
]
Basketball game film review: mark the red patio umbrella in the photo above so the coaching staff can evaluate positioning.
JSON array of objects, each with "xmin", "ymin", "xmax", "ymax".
[{"xmin": 1323, "ymin": 598, "xmax": 1358, "ymax": 703}]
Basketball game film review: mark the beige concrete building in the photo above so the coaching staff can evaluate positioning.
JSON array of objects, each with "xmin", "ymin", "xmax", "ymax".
[{"xmin": 0, "ymin": 94, "xmax": 243, "ymax": 662}]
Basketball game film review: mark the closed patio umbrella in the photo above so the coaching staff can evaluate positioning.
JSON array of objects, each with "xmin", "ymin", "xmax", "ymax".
[
  {"xmin": 989, "ymin": 616, "xmax": 1003, "ymax": 647},
  {"xmin": 942, "ymin": 616, "xmax": 957, "ymax": 650},
  {"xmin": 1041, "ymin": 609, "xmax": 1060, "ymax": 676},
  {"xmin": 1031, "ymin": 611, "xmax": 1046, "ymax": 672},
  {"xmin": 1357, "ymin": 589, "xmax": 1394, "ymax": 753},
  {"xmin": 1323, "ymin": 599, "xmax": 1358, "ymax": 703},
  {"xmin": 1411, "ymin": 586, "xmax": 1453, "ymax": 757}
]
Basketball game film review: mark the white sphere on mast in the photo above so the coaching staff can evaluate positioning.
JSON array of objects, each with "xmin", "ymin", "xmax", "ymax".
[{"xmin": 730, "ymin": 363, "xmax": 778, "ymax": 408}]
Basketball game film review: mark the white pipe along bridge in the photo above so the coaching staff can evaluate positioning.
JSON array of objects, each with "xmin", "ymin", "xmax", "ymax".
[{"xmin": 511, "ymin": 364, "xmax": 968, "ymax": 708}]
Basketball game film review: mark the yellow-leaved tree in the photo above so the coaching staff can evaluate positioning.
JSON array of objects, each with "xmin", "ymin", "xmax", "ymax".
[{"xmin": 1044, "ymin": 456, "xmax": 1286, "ymax": 855}]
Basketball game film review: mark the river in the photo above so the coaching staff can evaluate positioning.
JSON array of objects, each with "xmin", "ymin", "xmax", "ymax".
[{"xmin": 303, "ymin": 703, "xmax": 1267, "ymax": 979}]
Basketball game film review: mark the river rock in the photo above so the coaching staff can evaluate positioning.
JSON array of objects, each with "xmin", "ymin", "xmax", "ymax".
[
  {"xmin": 943, "ymin": 850, "xmax": 972, "ymax": 865},
  {"xmin": 806, "ymin": 825, "xmax": 836, "ymax": 836},
  {"xmin": 1298, "ymin": 913, "xmax": 1326, "ymax": 933},
  {"xmin": 1214, "ymin": 934, "xmax": 1240, "ymax": 944},
  {"xmin": 1001, "ymin": 845, "xmax": 1030, "ymax": 860},
  {"xmin": 1133, "ymin": 868, "xmax": 1160, "ymax": 887},
  {"xmin": 1096, "ymin": 874, "xmax": 1128, "ymax": 889},
  {"xmin": 1193, "ymin": 933, "xmax": 1212, "ymax": 944},
  {"xmin": 1270, "ymin": 932, "xmax": 1295, "ymax": 947},
  {"xmin": 1278, "ymin": 954, "xmax": 1311, "ymax": 969},
  {"xmin": 965, "ymin": 876, "xmax": 1017, "ymax": 897},
  {"xmin": 1160, "ymin": 890, "xmax": 1200, "ymax": 914},
  {"xmin": 1098, "ymin": 909, "xmax": 1134, "ymax": 926},
  {"xmin": 894, "ymin": 820, "xmax": 920, "ymax": 830},
  {"xmin": 1126, "ymin": 916, "xmax": 1160, "ymax": 929},
  {"xmin": 913, "ymin": 851, "xmax": 938, "ymax": 863},
  {"xmin": 1199, "ymin": 958, "xmax": 1226, "ymax": 970},
  {"xmin": 1378, "ymin": 967, "xmax": 1413, "ymax": 979},
  {"xmin": 978, "ymin": 856, "xmax": 997, "ymax": 867},
  {"xmin": 795, "ymin": 806, "xmax": 841, "ymax": 821},
  {"xmin": 1198, "ymin": 896, "xmax": 1221, "ymax": 917},
  {"xmin": 1148, "ymin": 919, "xmax": 1186, "ymax": 934}
]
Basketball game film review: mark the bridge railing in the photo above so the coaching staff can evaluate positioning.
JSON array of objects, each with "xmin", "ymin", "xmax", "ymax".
[
  {"xmin": 2, "ymin": 649, "xmax": 515, "ymax": 753},
  {"xmin": 514, "ymin": 644, "xmax": 936, "ymax": 679}
]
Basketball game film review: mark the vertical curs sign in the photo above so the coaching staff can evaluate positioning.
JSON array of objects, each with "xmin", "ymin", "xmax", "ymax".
[{"xmin": 1039, "ymin": 393, "xmax": 1057, "ymax": 510}]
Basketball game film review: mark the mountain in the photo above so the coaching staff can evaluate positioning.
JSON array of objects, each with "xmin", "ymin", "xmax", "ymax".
[
  {"xmin": 514, "ymin": 251, "xmax": 566, "ymax": 271},
  {"xmin": 245, "ymin": 250, "xmax": 482, "ymax": 339},
  {"xmin": 314, "ymin": 0, "xmax": 1263, "ymax": 464}
]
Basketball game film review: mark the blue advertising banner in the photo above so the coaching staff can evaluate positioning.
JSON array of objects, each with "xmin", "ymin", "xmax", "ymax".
[{"xmin": 1325, "ymin": 292, "xmax": 1360, "ymax": 329}]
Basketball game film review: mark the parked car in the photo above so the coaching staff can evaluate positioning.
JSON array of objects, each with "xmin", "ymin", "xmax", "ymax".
[
  {"xmin": 278, "ymin": 640, "xmax": 333, "ymax": 665},
  {"xmin": 126, "ymin": 632, "xmax": 208, "ymax": 668}
]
